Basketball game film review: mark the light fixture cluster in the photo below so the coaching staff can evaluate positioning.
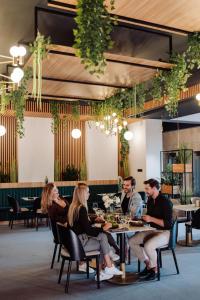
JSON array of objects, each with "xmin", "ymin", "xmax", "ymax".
[{"xmin": 95, "ymin": 112, "xmax": 128, "ymax": 136}]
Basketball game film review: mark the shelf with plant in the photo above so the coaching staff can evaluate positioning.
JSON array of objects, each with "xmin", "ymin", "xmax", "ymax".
[
  {"xmin": 50, "ymin": 102, "xmax": 61, "ymax": 134},
  {"xmin": 172, "ymin": 144, "xmax": 193, "ymax": 173},
  {"xmin": 73, "ymin": 0, "xmax": 117, "ymax": 76}
]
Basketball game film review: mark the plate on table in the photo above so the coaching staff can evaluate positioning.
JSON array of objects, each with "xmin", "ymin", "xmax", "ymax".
[{"xmin": 129, "ymin": 220, "xmax": 144, "ymax": 227}]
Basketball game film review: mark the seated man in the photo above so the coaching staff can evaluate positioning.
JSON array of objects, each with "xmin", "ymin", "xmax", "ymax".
[
  {"xmin": 129, "ymin": 179, "xmax": 173, "ymax": 281},
  {"xmin": 119, "ymin": 176, "xmax": 143, "ymax": 218}
]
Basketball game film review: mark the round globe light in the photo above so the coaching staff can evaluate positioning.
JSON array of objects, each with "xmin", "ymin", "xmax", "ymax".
[
  {"xmin": 123, "ymin": 120, "xmax": 128, "ymax": 126},
  {"xmin": 11, "ymin": 67, "xmax": 24, "ymax": 83},
  {"xmin": 196, "ymin": 93, "xmax": 200, "ymax": 101},
  {"xmin": 124, "ymin": 130, "xmax": 133, "ymax": 141},
  {"xmin": 10, "ymin": 45, "xmax": 19, "ymax": 57},
  {"xmin": 18, "ymin": 46, "xmax": 27, "ymax": 57},
  {"xmin": 0, "ymin": 125, "xmax": 6, "ymax": 137},
  {"xmin": 71, "ymin": 128, "xmax": 81, "ymax": 139},
  {"xmin": 112, "ymin": 112, "xmax": 117, "ymax": 117}
]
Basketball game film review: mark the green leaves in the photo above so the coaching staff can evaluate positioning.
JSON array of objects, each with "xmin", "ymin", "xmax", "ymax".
[
  {"xmin": 50, "ymin": 102, "xmax": 60, "ymax": 134},
  {"xmin": 74, "ymin": 0, "xmax": 116, "ymax": 76}
]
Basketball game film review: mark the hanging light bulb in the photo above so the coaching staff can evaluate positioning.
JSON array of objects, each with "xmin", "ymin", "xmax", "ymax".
[
  {"xmin": 114, "ymin": 118, "xmax": 118, "ymax": 124},
  {"xmin": 123, "ymin": 120, "xmax": 128, "ymax": 126},
  {"xmin": 124, "ymin": 130, "xmax": 133, "ymax": 141},
  {"xmin": 196, "ymin": 93, "xmax": 200, "ymax": 101},
  {"xmin": 105, "ymin": 130, "xmax": 110, "ymax": 135},
  {"xmin": 11, "ymin": 67, "xmax": 24, "ymax": 83},
  {"xmin": 71, "ymin": 128, "xmax": 81, "ymax": 139},
  {"xmin": 18, "ymin": 46, "xmax": 26, "ymax": 57},
  {"xmin": 112, "ymin": 112, "xmax": 117, "ymax": 117},
  {"xmin": 0, "ymin": 125, "xmax": 6, "ymax": 137},
  {"xmin": 9, "ymin": 45, "xmax": 19, "ymax": 57},
  {"xmin": 100, "ymin": 124, "xmax": 105, "ymax": 129},
  {"xmin": 95, "ymin": 121, "xmax": 100, "ymax": 127}
]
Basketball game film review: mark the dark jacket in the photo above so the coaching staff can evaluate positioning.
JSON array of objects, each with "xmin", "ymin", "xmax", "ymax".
[{"xmin": 48, "ymin": 200, "xmax": 69, "ymax": 224}]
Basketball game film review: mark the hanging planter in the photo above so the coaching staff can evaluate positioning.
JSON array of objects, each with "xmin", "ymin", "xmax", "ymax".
[
  {"xmin": 73, "ymin": 0, "xmax": 116, "ymax": 76},
  {"xmin": 29, "ymin": 32, "xmax": 51, "ymax": 109}
]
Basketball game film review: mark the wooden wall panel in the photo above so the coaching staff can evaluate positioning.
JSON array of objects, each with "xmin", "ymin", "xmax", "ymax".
[
  {"xmin": 0, "ymin": 116, "xmax": 17, "ymax": 177},
  {"xmin": 54, "ymin": 120, "xmax": 85, "ymax": 179}
]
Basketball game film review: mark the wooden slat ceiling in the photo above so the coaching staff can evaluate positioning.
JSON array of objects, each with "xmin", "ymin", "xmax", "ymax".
[
  {"xmin": 25, "ymin": 45, "xmax": 170, "ymax": 100},
  {"xmin": 49, "ymin": 0, "xmax": 200, "ymax": 32}
]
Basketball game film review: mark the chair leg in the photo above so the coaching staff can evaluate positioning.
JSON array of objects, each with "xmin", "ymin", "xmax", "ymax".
[
  {"xmin": 51, "ymin": 244, "xmax": 58, "ymax": 269},
  {"xmin": 138, "ymin": 260, "xmax": 141, "ymax": 272},
  {"xmin": 10, "ymin": 216, "xmax": 14, "ymax": 229},
  {"xmin": 58, "ymin": 258, "xmax": 65, "ymax": 284},
  {"xmin": 76, "ymin": 261, "xmax": 79, "ymax": 271},
  {"xmin": 57, "ymin": 244, "xmax": 62, "ymax": 262},
  {"xmin": 86, "ymin": 260, "xmax": 89, "ymax": 279},
  {"xmin": 65, "ymin": 261, "xmax": 72, "ymax": 294},
  {"xmin": 128, "ymin": 247, "xmax": 131, "ymax": 265},
  {"xmin": 159, "ymin": 251, "xmax": 162, "ymax": 268},
  {"xmin": 96, "ymin": 255, "xmax": 100, "ymax": 289},
  {"xmin": 172, "ymin": 249, "xmax": 180, "ymax": 274},
  {"xmin": 36, "ymin": 215, "xmax": 39, "ymax": 231},
  {"xmin": 157, "ymin": 249, "xmax": 160, "ymax": 281}
]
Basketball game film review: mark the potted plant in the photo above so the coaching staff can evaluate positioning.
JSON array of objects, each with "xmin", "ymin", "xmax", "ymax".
[
  {"xmin": 79, "ymin": 160, "xmax": 87, "ymax": 181},
  {"xmin": 161, "ymin": 164, "xmax": 180, "ymax": 195},
  {"xmin": 62, "ymin": 164, "xmax": 80, "ymax": 181},
  {"xmin": 172, "ymin": 144, "xmax": 192, "ymax": 173}
]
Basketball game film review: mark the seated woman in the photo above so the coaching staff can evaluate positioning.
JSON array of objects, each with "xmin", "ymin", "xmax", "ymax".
[
  {"xmin": 41, "ymin": 183, "xmax": 93, "ymax": 273},
  {"xmin": 41, "ymin": 183, "xmax": 69, "ymax": 225},
  {"xmin": 68, "ymin": 182, "xmax": 123, "ymax": 281}
]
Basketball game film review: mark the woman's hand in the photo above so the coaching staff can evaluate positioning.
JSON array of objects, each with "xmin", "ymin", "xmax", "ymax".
[
  {"xmin": 142, "ymin": 215, "xmax": 152, "ymax": 223},
  {"xmin": 103, "ymin": 222, "xmax": 112, "ymax": 231},
  {"xmin": 95, "ymin": 216, "xmax": 105, "ymax": 223}
]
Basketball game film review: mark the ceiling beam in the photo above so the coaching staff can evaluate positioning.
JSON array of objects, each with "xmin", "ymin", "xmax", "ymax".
[
  {"xmin": 47, "ymin": 0, "xmax": 189, "ymax": 36},
  {"xmin": 28, "ymin": 94, "xmax": 104, "ymax": 102}
]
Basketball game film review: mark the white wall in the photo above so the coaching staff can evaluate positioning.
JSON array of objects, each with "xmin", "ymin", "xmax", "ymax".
[
  {"xmin": 85, "ymin": 122, "xmax": 118, "ymax": 180},
  {"xmin": 128, "ymin": 119, "xmax": 162, "ymax": 190},
  {"xmin": 18, "ymin": 117, "xmax": 54, "ymax": 182}
]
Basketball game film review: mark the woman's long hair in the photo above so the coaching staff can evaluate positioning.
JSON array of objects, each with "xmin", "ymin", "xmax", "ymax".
[
  {"xmin": 41, "ymin": 183, "xmax": 55, "ymax": 213},
  {"xmin": 68, "ymin": 183, "xmax": 88, "ymax": 227}
]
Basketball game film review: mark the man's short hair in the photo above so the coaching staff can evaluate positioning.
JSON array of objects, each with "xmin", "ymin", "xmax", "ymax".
[
  {"xmin": 124, "ymin": 176, "xmax": 136, "ymax": 187},
  {"xmin": 144, "ymin": 178, "xmax": 160, "ymax": 190}
]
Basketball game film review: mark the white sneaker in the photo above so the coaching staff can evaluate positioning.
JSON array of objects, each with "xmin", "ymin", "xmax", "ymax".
[
  {"xmin": 95, "ymin": 271, "xmax": 113, "ymax": 281},
  {"xmin": 104, "ymin": 265, "xmax": 123, "ymax": 276},
  {"xmin": 109, "ymin": 249, "xmax": 120, "ymax": 262},
  {"xmin": 79, "ymin": 263, "xmax": 95, "ymax": 274}
]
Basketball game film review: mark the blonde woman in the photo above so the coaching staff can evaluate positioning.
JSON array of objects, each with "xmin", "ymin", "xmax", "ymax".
[
  {"xmin": 68, "ymin": 183, "xmax": 122, "ymax": 281},
  {"xmin": 41, "ymin": 183, "xmax": 69, "ymax": 224}
]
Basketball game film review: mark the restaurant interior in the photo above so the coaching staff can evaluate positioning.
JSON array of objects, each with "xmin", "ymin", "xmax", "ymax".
[{"xmin": 1, "ymin": 1, "xmax": 200, "ymax": 299}]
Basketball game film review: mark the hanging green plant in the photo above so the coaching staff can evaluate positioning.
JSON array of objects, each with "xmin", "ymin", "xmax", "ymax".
[
  {"xmin": 0, "ymin": 83, "xmax": 10, "ymax": 114},
  {"xmin": 73, "ymin": 0, "xmax": 116, "ymax": 75},
  {"xmin": 80, "ymin": 160, "xmax": 87, "ymax": 180},
  {"xmin": 50, "ymin": 102, "xmax": 60, "ymax": 134},
  {"xmin": 119, "ymin": 127, "xmax": 129, "ymax": 168},
  {"xmin": 186, "ymin": 32, "xmax": 200, "ymax": 70},
  {"xmin": 151, "ymin": 74, "xmax": 163, "ymax": 101},
  {"xmin": 72, "ymin": 102, "xmax": 80, "ymax": 120},
  {"xmin": 10, "ymin": 159, "xmax": 17, "ymax": 183},
  {"xmin": 54, "ymin": 158, "xmax": 61, "ymax": 181},
  {"xmin": 29, "ymin": 32, "xmax": 51, "ymax": 108}
]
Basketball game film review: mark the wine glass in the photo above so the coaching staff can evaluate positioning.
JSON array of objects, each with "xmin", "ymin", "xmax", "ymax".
[{"xmin": 92, "ymin": 202, "xmax": 98, "ymax": 213}]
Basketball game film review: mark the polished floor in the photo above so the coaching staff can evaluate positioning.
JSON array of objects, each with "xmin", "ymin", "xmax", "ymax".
[{"xmin": 0, "ymin": 222, "xmax": 200, "ymax": 300}]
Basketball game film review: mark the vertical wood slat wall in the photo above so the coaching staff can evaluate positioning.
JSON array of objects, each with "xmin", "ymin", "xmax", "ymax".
[
  {"xmin": 54, "ymin": 120, "xmax": 85, "ymax": 178},
  {"xmin": 0, "ymin": 116, "xmax": 17, "ymax": 176}
]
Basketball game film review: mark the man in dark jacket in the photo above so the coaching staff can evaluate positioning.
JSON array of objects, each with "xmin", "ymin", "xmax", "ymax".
[{"xmin": 129, "ymin": 178, "xmax": 173, "ymax": 281}]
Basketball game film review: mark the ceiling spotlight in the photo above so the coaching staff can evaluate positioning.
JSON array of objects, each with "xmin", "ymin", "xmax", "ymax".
[
  {"xmin": 71, "ymin": 128, "xmax": 81, "ymax": 139},
  {"xmin": 124, "ymin": 130, "xmax": 133, "ymax": 141},
  {"xmin": 0, "ymin": 125, "xmax": 6, "ymax": 137},
  {"xmin": 196, "ymin": 93, "xmax": 200, "ymax": 101}
]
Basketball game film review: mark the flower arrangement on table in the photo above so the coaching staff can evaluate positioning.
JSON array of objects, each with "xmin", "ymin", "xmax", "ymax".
[{"xmin": 102, "ymin": 194, "xmax": 121, "ymax": 211}]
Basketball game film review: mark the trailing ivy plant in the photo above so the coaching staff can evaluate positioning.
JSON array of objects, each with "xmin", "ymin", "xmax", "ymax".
[
  {"xmin": 29, "ymin": 32, "xmax": 51, "ymax": 109},
  {"xmin": 73, "ymin": 0, "xmax": 116, "ymax": 76},
  {"xmin": 50, "ymin": 102, "xmax": 60, "ymax": 134},
  {"xmin": 0, "ymin": 83, "xmax": 10, "ymax": 114},
  {"xmin": 186, "ymin": 32, "xmax": 200, "ymax": 70},
  {"xmin": 71, "ymin": 101, "xmax": 80, "ymax": 120},
  {"xmin": 119, "ymin": 127, "xmax": 129, "ymax": 168}
]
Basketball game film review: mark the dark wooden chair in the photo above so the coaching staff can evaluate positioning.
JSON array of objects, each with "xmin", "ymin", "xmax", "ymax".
[
  {"xmin": 56, "ymin": 223, "xmax": 100, "ymax": 293},
  {"xmin": 138, "ymin": 219, "xmax": 180, "ymax": 281},
  {"xmin": 32, "ymin": 197, "xmax": 49, "ymax": 231},
  {"xmin": 49, "ymin": 219, "xmax": 62, "ymax": 269},
  {"xmin": 7, "ymin": 195, "xmax": 30, "ymax": 229}
]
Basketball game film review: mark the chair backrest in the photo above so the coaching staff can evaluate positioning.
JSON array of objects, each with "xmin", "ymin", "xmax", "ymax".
[
  {"xmin": 32, "ymin": 197, "xmax": 41, "ymax": 212},
  {"xmin": 191, "ymin": 197, "xmax": 200, "ymax": 205},
  {"xmin": 7, "ymin": 195, "xmax": 20, "ymax": 213},
  {"xmin": 50, "ymin": 219, "xmax": 59, "ymax": 244},
  {"xmin": 168, "ymin": 218, "xmax": 178, "ymax": 249},
  {"xmin": 56, "ymin": 223, "xmax": 86, "ymax": 261},
  {"xmin": 138, "ymin": 191, "xmax": 147, "ymax": 204}
]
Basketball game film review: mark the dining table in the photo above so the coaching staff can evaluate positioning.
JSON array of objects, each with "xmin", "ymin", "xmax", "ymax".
[{"xmin": 107, "ymin": 222, "xmax": 156, "ymax": 285}]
